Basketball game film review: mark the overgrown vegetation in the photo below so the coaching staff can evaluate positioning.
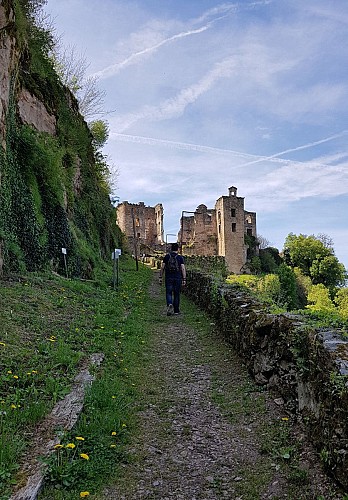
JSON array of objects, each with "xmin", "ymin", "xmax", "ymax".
[
  {"xmin": 0, "ymin": 0, "xmax": 119, "ymax": 278},
  {"xmin": 227, "ymin": 233, "xmax": 348, "ymax": 329},
  {"xmin": 0, "ymin": 258, "xmax": 152, "ymax": 499}
]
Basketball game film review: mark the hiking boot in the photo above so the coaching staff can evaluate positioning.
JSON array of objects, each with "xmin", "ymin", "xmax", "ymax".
[{"xmin": 167, "ymin": 304, "xmax": 174, "ymax": 316}]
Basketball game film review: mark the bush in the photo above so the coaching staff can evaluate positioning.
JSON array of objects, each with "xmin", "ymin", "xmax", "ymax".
[{"xmin": 306, "ymin": 284, "xmax": 335, "ymax": 313}]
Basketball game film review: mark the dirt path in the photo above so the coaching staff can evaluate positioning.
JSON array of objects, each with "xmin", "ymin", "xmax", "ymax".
[{"xmin": 103, "ymin": 274, "xmax": 343, "ymax": 499}]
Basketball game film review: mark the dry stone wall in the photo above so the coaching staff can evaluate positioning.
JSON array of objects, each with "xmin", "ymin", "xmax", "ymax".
[{"xmin": 184, "ymin": 270, "xmax": 348, "ymax": 490}]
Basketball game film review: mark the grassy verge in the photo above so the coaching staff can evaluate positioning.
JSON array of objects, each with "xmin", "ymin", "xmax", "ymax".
[{"xmin": 0, "ymin": 257, "xmax": 153, "ymax": 499}]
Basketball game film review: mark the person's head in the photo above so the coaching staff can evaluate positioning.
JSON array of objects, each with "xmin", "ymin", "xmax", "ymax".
[{"xmin": 171, "ymin": 243, "xmax": 179, "ymax": 252}]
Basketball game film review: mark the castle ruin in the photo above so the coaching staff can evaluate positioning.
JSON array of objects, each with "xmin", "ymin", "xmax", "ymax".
[
  {"xmin": 116, "ymin": 201, "xmax": 164, "ymax": 253},
  {"xmin": 179, "ymin": 186, "xmax": 257, "ymax": 274},
  {"xmin": 116, "ymin": 186, "xmax": 257, "ymax": 274}
]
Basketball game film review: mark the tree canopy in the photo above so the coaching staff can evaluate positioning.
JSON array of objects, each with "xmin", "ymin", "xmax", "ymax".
[{"xmin": 283, "ymin": 233, "xmax": 346, "ymax": 289}]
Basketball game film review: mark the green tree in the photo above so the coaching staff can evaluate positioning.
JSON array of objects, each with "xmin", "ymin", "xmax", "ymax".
[
  {"xmin": 90, "ymin": 120, "xmax": 109, "ymax": 149},
  {"xmin": 259, "ymin": 246, "xmax": 282, "ymax": 273},
  {"xmin": 334, "ymin": 288, "xmax": 348, "ymax": 319},
  {"xmin": 307, "ymin": 284, "xmax": 335, "ymax": 313},
  {"xmin": 277, "ymin": 263, "xmax": 298, "ymax": 310},
  {"xmin": 283, "ymin": 233, "xmax": 346, "ymax": 288},
  {"xmin": 293, "ymin": 267, "xmax": 312, "ymax": 308}
]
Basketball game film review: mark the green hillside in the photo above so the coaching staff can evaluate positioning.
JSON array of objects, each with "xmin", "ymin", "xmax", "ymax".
[{"xmin": 0, "ymin": 0, "xmax": 120, "ymax": 278}]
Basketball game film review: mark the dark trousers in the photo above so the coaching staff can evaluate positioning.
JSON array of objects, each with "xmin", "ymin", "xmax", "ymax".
[{"xmin": 165, "ymin": 277, "xmax": 181, "ymax": 313}]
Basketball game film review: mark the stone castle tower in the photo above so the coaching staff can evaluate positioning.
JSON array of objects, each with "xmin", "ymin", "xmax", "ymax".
[
  {"xmin": 116, "ymin": 201, "xmax": 164, "ymax": 252},
  {"xmin": 180, "ymin": 186, "xmax": 257, "ymax": 274}
]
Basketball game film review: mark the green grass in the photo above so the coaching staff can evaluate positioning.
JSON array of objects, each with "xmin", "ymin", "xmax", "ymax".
[{"xmin": 0, "ymin": 257, "xmax": 153, "ymax": 499}]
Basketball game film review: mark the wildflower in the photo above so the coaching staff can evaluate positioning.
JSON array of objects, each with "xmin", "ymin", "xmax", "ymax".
[
  {"xmin": 121, "ymin": 423, "xmax": 127, "ymax": 428},
  {"xmin": 32, "ymin": 370, "xmax": 38, "ymax": 374},
  {"xmin": 111, "ymin": 431, "xmax": 117, "ymax": 436},
  {"xmin": 54, "ymin": 444, "xmax": 64, "ymax": 449},
  {"xmin": 10, "ymin": 404, "xmax": 17, "ymax": 409},
  {"xmin": 76, "ymin": 436, "xmax": 85, "ymax": 441},
  {"xmin": 7, "ymin": 371, "xmax": 12, "ymax": 374},
  {"xmin": 80, "ymin": 492, "xmax": 90, "ymax": 498},
  {"xmin": 27, "ymin": 372, "xmax": 32, "ymax": 376},
  {"xmin": 112, "ymin": 396, "xmax": 116, "ymax": 399},
  {"xmin": 281, "ymin": 417, "xmax": 289, "ymax": 421},
  {"xmin": 0, "ymin": 342, "xmax": 6, "ymax": 347},
  {"xmin": 13, "ymin": 375, "xmax": 19, "ymax": 379},
  {"xmin": 80, "ymin": 453, "xmax": 90, "ymax": 460},
  {"xmin": 110, "ymin": 444, "xmax": 116, "ymax": 448},
  {"xmin": 75, "ymin": 328, "xmax": 79, "ymax": 332},
  {"xmin": 66, "ymin": 443, "xmax": 76, "ymax": 449}
]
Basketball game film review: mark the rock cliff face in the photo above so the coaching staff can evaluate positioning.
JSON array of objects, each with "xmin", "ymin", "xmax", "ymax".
[
  {"xmin": 185, "ymin": 270, "xmax": 348, "ymax": 490},
  {"xmin": 0, "ymin": 3, "xmax": 17, "ymax": 147},
  {"xmin": 0, "ymin": 0, "xmax": 118, "ymax": 277}
]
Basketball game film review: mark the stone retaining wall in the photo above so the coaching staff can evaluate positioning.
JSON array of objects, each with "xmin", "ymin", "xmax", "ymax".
[{"xmin": 184, "ymin": 270, "xmax": 348, "ymax": 489}]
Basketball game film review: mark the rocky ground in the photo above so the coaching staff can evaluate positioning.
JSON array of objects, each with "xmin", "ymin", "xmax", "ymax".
[{"xmin": 102, "ymin": 275, "xmax": 344, "ymax": 499}]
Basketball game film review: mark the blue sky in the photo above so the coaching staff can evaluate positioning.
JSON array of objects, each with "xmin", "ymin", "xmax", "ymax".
[{"xmin": 45, "ymin": 0, "xmax": 348, "ymax": 268}]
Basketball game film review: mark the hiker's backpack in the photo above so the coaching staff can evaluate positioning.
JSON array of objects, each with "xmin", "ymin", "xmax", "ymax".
[{"xmin": 166, "ymin": 252, "xmax": 180, "ymax": 273}]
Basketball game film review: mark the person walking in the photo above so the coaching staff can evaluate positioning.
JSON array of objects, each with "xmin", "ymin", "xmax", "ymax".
[{"xmin": 159, "ymin": 243, "xmax": 186, "ymax": 316}]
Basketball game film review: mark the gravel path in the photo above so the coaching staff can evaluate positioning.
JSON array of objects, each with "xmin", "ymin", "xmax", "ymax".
[{"xmin": 103, "ymin": 274, "xmax": 343, "ymax": 499}]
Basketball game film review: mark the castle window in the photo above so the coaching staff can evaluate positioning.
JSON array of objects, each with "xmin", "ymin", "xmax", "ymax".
[
  {"xmin": 137, "ymin": 232, "xmax": 140, "ymax": 238},
  {"xmin": 231, "ymin": 208, "xmax": 236, "ymax": 217},
  {"xmin": 135, "ymin": 218, "xmax": 140, "ymax": 227},
  {"xmin": 232, "ymin": 223, "xmax": 236, "ymax": 232},
  {"xmin": 247, "ymin": 228, "xmax": 252, "ymax": 236}
]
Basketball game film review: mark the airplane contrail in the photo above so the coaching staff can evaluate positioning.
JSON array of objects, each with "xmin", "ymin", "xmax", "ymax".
[
  {"xmin": 110, "ymin": 132, "xmax": 290, "ymax": 165},
  {"xmin": 93, "ymin": 25, "xmax": 212, "ymax": 80},
  {"xmin": 92, "ymin": 0, "xmax": 272, "ymax": 80},
  {"xmin": 233, "ymin": 130, "xmax": 348, "ymax": 168},
  {"xmin": 110, "ymin": 132, "xmax": 348, "ymax": 173}
]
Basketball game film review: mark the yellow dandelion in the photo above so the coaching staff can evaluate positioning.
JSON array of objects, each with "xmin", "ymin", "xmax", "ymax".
[
  {"xmin": 54, "ymin": 444, "xmax": 64, "ymax": 449},
  {"xmin": 75, "ymin": 328, "xmax": 79, "ymax": 332},
  {"xmin": 281, "ymin": 417, "xmax": 289, "ymax": 421},
  {"xmin": 76, "ymin": 436, "xmax": 85, "ymax": 441},
  {"xmin": 80, "ymin": 453, "xmax": 89, "ymax": 460},
  {"xmin": 7, "ymin": 371, "xmax": 12, "ymax": 374},
  {"xmin": 11, "ymin": 404, "xmax": 17, "ymax": 409},
  {"xmin": 0, "ymin": 342, "xmax": 6, "ymax": 347},
  {"xmin": 66, "ymin": 443, "xmax": 76, "ymax": 449},
  {"xmin": 111, "ymin": 396, "xmax": 116, "ymax": 399},
  {"xmin": 121, "ymin": 423, "xmax": 127, "ymax": 428},
  {"xmin": 111, "ymin": 431, "xmax": 117, "ymax": 436},
  {"xmin": 110, "ymin": 444, "xmax": 116, "ymax": 448},
  {"xmin": 27, "ymin": 372, "xmax": 32, "ymax": 376},
  {"xmin": 80, "ymin": 492, "xmax": 90, "ymax": 498},
  {"xmin": 13, "ymin": 375, "xmax": 19, "ymax": 379},
  {"xmin": 32, "ymin": 370, "xmax": 38, "ymax": 374}
]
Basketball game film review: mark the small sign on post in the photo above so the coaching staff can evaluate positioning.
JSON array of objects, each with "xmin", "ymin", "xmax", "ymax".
[
  {"xmin": 62, "ymin": 248, "xmax": 68, "ymax": 278},
  {"xmin": 112, "ymin": 249, "xmax": 122, "ymax": 289}
]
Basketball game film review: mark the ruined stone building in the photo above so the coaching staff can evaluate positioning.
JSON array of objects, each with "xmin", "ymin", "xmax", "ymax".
[
  {"xmin": 116, "ymin": 201, "xmax": 164, "ymax": 252},
  {"xmin": 179, "ymin": 186, "xmax": 257, "ymax": 274}
]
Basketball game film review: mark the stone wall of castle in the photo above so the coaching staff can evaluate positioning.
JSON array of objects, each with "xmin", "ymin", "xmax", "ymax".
[
  {"xmin": 179, "ymin": 186, "xmax": 257, "ymax": 274},
  {"xmin": 116, "ymin": 201, "xmax": 164, "ymax": 252}
]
